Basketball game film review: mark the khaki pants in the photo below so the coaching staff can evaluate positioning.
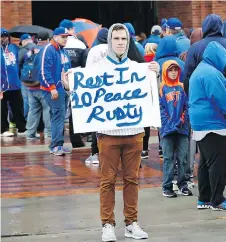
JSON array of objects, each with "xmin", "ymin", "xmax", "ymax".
[{"xmin": 98, "ymin": 133, "xmax": 144, "ymax": 225}]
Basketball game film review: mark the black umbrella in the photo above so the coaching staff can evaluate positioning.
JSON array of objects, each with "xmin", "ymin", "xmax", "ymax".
[{"xmin": 8, "ymin": 25, "xmax": 53, "ymax": 38}]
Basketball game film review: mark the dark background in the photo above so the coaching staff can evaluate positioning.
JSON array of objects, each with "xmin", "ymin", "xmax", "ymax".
[{"xmin": 32, "ymin": 1, "xmax": 157, "ymax": 35}]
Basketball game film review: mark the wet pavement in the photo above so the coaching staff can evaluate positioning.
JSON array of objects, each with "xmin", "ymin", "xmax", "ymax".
[{"xmin": 1, "ymin": 130, "xmax": 226, "ymax": 241}]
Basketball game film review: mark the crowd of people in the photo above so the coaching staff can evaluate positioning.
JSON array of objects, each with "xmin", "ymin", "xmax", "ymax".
[{"xmin": 1, "ymin": 13, "xmax": 226, "ymax": 241}]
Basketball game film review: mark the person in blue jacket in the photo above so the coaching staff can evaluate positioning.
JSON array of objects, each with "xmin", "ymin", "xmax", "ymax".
[
  {"xmin": 142, "ymin": 25, "xmax": 162, "ymax": 47},
  {"xmin": 159, "ymin": 60, "xmax": 192, "ymax": 198},
  {"xmin": 39, "ymin": 27, "xmax": 72, "ymax": 156},
  {"xmin": 189, "ymin": 41, "xmax": 226, "ymax": 211},
  {"xmin": 0, "ymin": 28, "xmax": 26, "ymax": 135},
  {"xmin": 165, "ymin": 17, "xmax": 190, "ymax": 56},
  {"xmin": 222, "ymin": 20, "xmax": 226, "ymax": 38},
  {"xmin": 155, "ymin": 35, "xmax": 185, "ymax": 82},
  {"xmin": 183, "ymin": 14, "xmax": 226, "ymax": 94},
  {"xmin": 123, "ymin": 22, "xmax": 145, "ymax": 57}
]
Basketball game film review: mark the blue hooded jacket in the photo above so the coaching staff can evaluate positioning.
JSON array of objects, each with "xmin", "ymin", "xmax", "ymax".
[
  {"xmin": 183, "ymin": 14, "xmax": 226, "ymax": 94},
  {"xmin": 159, "ymin": 60, "xmax": 189, "ymax": 138},
  {"xmin": 1, "ymin": 28, "xmax": 21, "ymax": 92},
  {"xmin": 222, "ymin": 21, "xmax": 226, "ymax": 38},
  {"xmin": 189, "ymin": 41, "xmax": 226, "ymax": 132},
  {"xmin": 155, "ymin": 36, "xmax": 185, "ymax": 82},
  {"xmin": 123, "ymin": 23, "xmax": 145, "ymax": 57}
]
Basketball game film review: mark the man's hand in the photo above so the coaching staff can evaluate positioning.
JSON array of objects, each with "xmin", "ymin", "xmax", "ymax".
[
  {"xmin": 61, "ymin": 70, "xmax": 71, "ymax": 91},
  {"xmin": 180, "ymin": 113, "xmax": 185, "ymax": 124},
  {"xmin": 148, "ymin": 61, "xmax": 160, "ymax": 75},
  {"xmin": 51, "ymin": 89, "xmax": 58, "ymax": 100},
  {"xmin": 0, "ymin": 91, "xmax": 3, "ymax": 100}
]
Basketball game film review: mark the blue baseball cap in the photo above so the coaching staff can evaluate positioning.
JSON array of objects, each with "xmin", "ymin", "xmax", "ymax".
[
  {"xmin": 19, "ymin": 33, "xmax": 32, "ymax": 45},
  {"xmin": 167, "ymin": 18, "xmax": 183, "ymax": 30},
  {"xmin": 59, "ymin": 19, "xmax": 74, "ymax": 29},
  {"xmin": 53, "ymin": 27, "xmax": 71, "ymax": 36}
]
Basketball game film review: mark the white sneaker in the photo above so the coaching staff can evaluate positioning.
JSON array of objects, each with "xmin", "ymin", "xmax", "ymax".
[
  {"xmin": 85, "ymin": 153, "xmax": 99, "ymax": 164},
  {"xmin": 1, "ymin": 131, "xmax": 14, "ymax": 137},
  {"xmin": 26, "ymin": 133, "xmax": 40, "ymax": 140},
  {"xmin": 102, "ymin": 223, "xmax": 116, "ymax": 242},
  {"xmin": 125, "ymin": 222, "xmax": 148, "ymax": 239}
]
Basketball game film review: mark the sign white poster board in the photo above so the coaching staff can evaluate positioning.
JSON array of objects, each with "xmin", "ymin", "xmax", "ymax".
[{"xmin": 68, "ymin": 62, "xmax": 161, "ymax": 133}]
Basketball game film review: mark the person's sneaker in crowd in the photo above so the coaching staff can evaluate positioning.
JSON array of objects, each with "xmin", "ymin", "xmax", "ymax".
[
  {"xmin": 125, "ymin": 222, "xmax": 148, "ymax": 239},
  {"xmin": 9, "ymin": 122, "xmax": 16, "ymax": 129},
  {"xmin": 85, "ymin": 153, "xmax": 99, "ymax": 164},
  {"xmin": 102, "ymin": 223, "xmax": 116, "ymax": 242},
  {"xmin": 172, "ymin": 180, "xmax": 178, "ymax": 191},
  {"xmin": 187, "ymin": 180, "xmax": 195, "ymax": 189},
  {"xmin": 44, "ymin": 135, "xmax": 51, "ymax": 141},
  {"xmin": 1, "ymin": 131, "xmax": 15, "ymax": 137},
  {"xmin": 86, "ymin": 134, "xmax": 92, "ymax": 142},
  {"xmin": 62, "ymin": 147, "xmax": 72, "ymax": 154},
  {"xmin": 163, "ymin": 190, "xmax": 177, "ymax": 198},
  {"xmin": 159, "ymin": 149, "xmax": 163, "ymax": 158},
  {"xmin": 26, "ymin": 133, "xmax": 40, "ymax": 140},
  {"xmin": 49, "ymin": 146, "xmax": 65, "ymax": 156},
  {"xmin": 211, "ymin": 200, "xmax": 226, "ymax": 211},
  {"xmin": 178, "ymin": 187, "xmax": 193, "ymax": 196},
  {"xmin": 197, "ymin": 201, "xmax": 211, "ymax": 209},
  {"xmin": 17, "ymin": 130, "xmax": 27, "ymax": 136},
  {"xmin": 141, "ymin": 150, "xmax": 149, "ymax": 159}
]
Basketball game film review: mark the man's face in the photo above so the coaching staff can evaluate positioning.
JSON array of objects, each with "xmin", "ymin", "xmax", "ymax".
[
  {"xmin": 21, "ymin": 38, "xmax": 33, "ymax": 47},
  {"xmin": 167, "ymin": 66, "xmax": 179, "ymax": 80},
  {"xmin": 1, "ymin": 35, "xmax": 9, "ymax": 46},
  {"xmin": 56, "ymin": 35, "xmax": 68, "ymax": 47},
  {"xmin": 111, "ymin": 29, "xmax": 128, "ymax": 56}
]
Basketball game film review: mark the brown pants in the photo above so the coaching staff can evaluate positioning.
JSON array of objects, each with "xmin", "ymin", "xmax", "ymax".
[{"xmin": 98, "ymin": 133, "xmax": 144, "ymax": 225}]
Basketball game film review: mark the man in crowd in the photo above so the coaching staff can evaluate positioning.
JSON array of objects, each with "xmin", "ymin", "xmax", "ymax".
[
  {"xmin": 1, "ymin": 28, "xmax": 26, "ymax": 136},
  {"xmin": 39, "ymin": 27, "xmax": 71, "ymax": 155},
  {"xmin": 183, "ymin": 14, "xmax": 226, "ymax": 94},
  {"xmin": 60, "ymin": 19, "xmax": 88, "ymax": 148}
]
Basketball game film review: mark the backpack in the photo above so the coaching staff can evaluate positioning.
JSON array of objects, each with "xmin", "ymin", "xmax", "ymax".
[{"xmin": 21, "ymin": 46, "xmax": 41, "ymax": 87}]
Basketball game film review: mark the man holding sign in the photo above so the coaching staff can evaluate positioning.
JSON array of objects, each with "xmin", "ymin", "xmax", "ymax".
[{"xmin": 64, "ymin": 23, "xmax": 160, "ymax": 241}]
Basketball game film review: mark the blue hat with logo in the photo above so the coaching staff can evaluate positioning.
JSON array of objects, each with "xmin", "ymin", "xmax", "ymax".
[
  {"xmin": 19, "ymin": 33, "xmax": 32, "ymax": 45},
  {"xmin": 167, "ymin": 18, "xmax": 183, "ymax": 30},
  {"xmin": 53, "ymin": 27, "xmax": 71, "ymax": 36},
  {"xmin": 59, "ymin": 19, "xmax": 74, "ymax": 29}
]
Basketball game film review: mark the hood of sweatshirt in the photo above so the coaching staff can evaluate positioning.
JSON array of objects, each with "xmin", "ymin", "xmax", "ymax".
[
  {"xmin": 107, "ymin": 23, "xmax": 130, "ymax": 63},
  {"xmin": 162, "ymin": 60, "xmax": 181, "ymax": 87},
  {"xmin": 202, "ymin": 14, "xmax": 223, "ymax": 38}
]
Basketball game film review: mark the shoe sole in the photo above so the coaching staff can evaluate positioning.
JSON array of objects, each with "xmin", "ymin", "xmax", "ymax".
[
  {"xmin": 141, "ymin": 156, "xmax": 149, "ymax": 159},
  {"xmin": 197, "ymin": 205, "xmax": 211, "ymax": 209},
  {"xmin": 163, "ymin": 193, "xmax": 177, "ymax": 198},
  {"xmin": 102, "ymin": 237, "xmax": 116, "ymax": 242},
  {"xmin": 125, "ymin": 232, "xmax": 148, "ymax": 239},
  {"xmin": 49, "ymin": 152, "xmax": 65, "ymax": 156},
  {"xmin": 211, "ymin": 206, "xmax": 225, "ymax": 211}
]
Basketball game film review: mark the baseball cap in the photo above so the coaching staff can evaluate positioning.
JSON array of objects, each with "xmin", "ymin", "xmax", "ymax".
[
  {"xmin": 53, "ymin": 27, "xmax": 71, "ymax": 36},
  {"xmin": 59, "ymin": 19, "xmax": 74, "ymax": 29},
  {"xmin": 151, "ymin": 25, "xmax": 162, "ymax": 35},
  {"xmin": 19, "ymin": 33, "xmax": 32, "ymax": 45},
  {"xmin": 37, "ymin": 30, "xmax": 50, "ymax": 41},
  {"xmin": 167, "ymin": 18, "xmax": 183, "ymax": 30}
]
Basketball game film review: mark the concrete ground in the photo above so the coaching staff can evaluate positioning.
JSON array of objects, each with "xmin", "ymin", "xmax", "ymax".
[{"xmin": 2, "ymin": 187, "xmax": 226, "ymax": 242}]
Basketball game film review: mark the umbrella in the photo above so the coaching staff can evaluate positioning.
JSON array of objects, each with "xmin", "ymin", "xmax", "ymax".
[
  {"xmin": 8, "ymin": 25, "xmax": 53, "ymax": 39},
  {"xmin": 72, "ymin": 18, "xmax": 101, "ymax": 48}
]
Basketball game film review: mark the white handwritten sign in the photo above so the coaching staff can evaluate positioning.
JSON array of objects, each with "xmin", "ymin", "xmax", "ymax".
[{"xmin": 68, "ymin": 62, "xmax": 161, "ymax": 133}]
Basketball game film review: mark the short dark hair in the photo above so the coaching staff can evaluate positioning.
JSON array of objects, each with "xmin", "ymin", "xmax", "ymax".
[{"xmin": 112, "ymin": 25, "xmax": 126, "ymax": 32}]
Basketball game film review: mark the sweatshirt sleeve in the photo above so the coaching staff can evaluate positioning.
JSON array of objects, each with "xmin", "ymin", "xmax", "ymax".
[
  {"xmin": 183, "ymin": 46, "xmax": 197, "ymax": 95},
  {"xmin": 41, "ymin": 46, "xmax": 56, "ymax": 90},
  {"xmin": 204, "ymin": 74, "xmax": 226, "ymax": 115},
  {"xmin": 18, "ymin": 47, "xmax": 28, "ymax": 72},
  {"xmin": 159, "ymin": 88, "xmax": 169, "ymax": 126}
]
